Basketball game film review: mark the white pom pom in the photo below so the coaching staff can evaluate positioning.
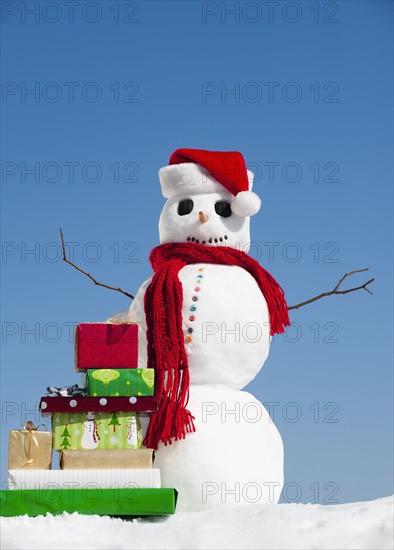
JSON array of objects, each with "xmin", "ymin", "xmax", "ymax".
[{"xmin": 231, "ymin": 191, "xmax": 261, "ymax": 217}]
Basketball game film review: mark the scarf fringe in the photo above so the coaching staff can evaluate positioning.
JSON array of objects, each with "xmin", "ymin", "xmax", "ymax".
[{"xmin": 144, "ymin": 368, "xmax": 196, "ymax": 449}]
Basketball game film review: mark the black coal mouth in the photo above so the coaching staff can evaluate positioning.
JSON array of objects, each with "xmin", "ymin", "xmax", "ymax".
[{"xmin": 186, "ymin": 235, "xmax": 229, "ymax": 245}]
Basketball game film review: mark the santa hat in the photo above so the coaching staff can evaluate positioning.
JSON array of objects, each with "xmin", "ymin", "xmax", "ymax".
[{"xmin": 158, "ymin": 148, "xmax": 261, "ymax": 217}]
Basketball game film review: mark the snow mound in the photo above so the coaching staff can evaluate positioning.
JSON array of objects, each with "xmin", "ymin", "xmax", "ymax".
[{"xmin": 1, "ymin": 496, "xmax": 393, "ymax": 550}]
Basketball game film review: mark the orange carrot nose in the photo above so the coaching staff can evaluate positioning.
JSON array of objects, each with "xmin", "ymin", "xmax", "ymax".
[{"xmin": 198, "ymin": 211, "xmax": 209, "ymax": 223}]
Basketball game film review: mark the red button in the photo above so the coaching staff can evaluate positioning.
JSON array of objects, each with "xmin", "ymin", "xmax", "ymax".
[
  {"xmin": 189, "ymin": 315, "xmax": 195, "ymax": 322},
  {"xmin": 195, "ymin": 287, "xmax": 201, "ymax": 292}
]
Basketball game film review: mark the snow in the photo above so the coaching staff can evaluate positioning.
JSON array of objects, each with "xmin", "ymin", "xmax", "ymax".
[{"xmin": 1, "ymin": 495, "xmax": 392, "ymax": 550}]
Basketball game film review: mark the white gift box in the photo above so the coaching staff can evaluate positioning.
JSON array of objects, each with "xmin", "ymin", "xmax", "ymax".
[{"xmin": 7, "ymin": 468, "xmax": 161, "ymax": 490}]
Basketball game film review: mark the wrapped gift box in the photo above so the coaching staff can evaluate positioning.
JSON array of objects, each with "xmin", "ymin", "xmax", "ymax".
[
  {"xmin": 85, "ymin": 368, "xmax": 154, "ymax": 397},
  {"xmin": 0, "ymin": 488, "xmax": 177, "ymax": 517},
  {"xmin": 40, "ymin": 395, "xmax": 157, "ymax": 413},
  {"xmin": 8, "ymin": 468, "xmax": 161, "ymax": 489},
  {"xmin": 60, "ymin": 448, "xmax": 154, "ymax": 469},
  {"xmin": 8, "ymin": 423, "xmax": 52, "ymax": 470},
  {"xmin": 52, "ymin": 411, "xmax": 142, "ymax": 451},
  {"xmin": 75, "ymin": 323, "xmax": 138, "ymax": 371}
]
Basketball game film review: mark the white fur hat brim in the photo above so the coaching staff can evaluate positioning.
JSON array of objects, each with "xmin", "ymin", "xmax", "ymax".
[
  {"xmin": 159, "ymin": 162, "xmax": 260, "ymax": 217},
  {"xmin": 159, "ymin": 162, "xmax": 254, "ymax": 197}
]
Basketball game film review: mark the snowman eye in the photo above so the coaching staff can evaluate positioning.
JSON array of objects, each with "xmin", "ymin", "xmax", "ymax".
[
  {"xmin": 177, "ymin": 199, "xmax": 194, "ymax": 216},
  {"xmin": 215, "ymin": 201, "xmax": 232, "ymax": 218}
]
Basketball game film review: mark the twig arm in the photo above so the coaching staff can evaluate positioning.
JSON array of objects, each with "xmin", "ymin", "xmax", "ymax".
[
  {"xmin": 288, "ymin": 268, "xmax": 374, "ymax": 311},
  {"xmin": 59, "ymin": 228, "xmax": 134, "ymax": 300}
]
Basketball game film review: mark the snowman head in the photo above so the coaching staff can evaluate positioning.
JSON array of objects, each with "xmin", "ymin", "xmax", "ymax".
[{"xmin": 158, "ymin": 149, "xmax": 261, "ymax": 253}]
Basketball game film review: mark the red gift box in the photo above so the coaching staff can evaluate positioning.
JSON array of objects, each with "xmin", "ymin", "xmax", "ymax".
[
  {"xmin": 39, "ymin": 396, "xmax": 158, "ymax": 413},
  {"xmin": 75, "ymin": 323, "xmax": 138, "ymax": 371}
]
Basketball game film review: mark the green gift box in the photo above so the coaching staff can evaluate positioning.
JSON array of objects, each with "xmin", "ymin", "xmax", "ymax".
[
  {"xmin": 0, "ymin": 488, "xmax": 177, "ymax": 517},
  {"xmin": 86, "ymin": 368, "xmax": 155, "ymax": 397},
  {"xmin": 52, "ymin": 411, "xmax": 142, "ymax": 451}
]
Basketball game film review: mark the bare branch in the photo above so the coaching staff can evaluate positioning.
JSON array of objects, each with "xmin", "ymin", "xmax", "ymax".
[
  {"xmin": 59, "ymin": 228, "xmax": 134, "ymax": 300},
  {"xmin": 288, "ymin": 268, "xmax": 374, "ymax": 311}
]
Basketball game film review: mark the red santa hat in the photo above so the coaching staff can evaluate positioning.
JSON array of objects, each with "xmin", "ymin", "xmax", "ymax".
[{"xmin": 158, "ymin": 148, "xmax": 261, "ymax": 217}]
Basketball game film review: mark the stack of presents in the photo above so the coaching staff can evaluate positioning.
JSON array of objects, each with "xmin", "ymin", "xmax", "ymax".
[{"xmin": 1, "ymin": 323, "xmax": 177, "ymax": 517}]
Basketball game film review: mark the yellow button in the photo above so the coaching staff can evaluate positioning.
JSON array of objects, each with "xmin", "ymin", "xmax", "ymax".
[{"xmin": 186, "ymin": 335, "xmax": 193, "ymax": 343}]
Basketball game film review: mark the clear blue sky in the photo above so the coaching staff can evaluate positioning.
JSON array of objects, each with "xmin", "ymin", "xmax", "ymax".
[{"xmin": 1, "ymin": 0, "xmax": 393, "ymax": 504}]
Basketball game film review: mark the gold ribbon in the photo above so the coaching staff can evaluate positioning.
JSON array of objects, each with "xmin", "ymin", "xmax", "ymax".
[{"xmin": 21, "ymin": 421, "xmax": 47, "ymax": 465}]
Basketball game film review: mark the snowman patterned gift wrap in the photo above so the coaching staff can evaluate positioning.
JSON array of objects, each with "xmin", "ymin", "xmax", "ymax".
[
  {"xmin": 110, "ymin": 149, "xmax": 290, "ymax": 512},
  {"xmin": 52, "ymin": 411, "xmax": 142, "ymax": 451}
]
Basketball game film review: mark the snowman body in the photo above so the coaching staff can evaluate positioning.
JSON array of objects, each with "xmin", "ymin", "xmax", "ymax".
[
  {"xmin": 124, "ymin": 263, "xmax": 284, "ymax": 511},
  {"xmin": 154, "ymin": 386, "xmax": 283, "ymax": 512}
]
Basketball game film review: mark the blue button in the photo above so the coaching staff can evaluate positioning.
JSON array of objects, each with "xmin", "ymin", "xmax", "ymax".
[
  {"xmin": 197, "ymin": 274, "xmax": 203, "ymax": 279},
  {"xmin": 190, "ymin": 305, "xmax": 197, "ymax": 311}
]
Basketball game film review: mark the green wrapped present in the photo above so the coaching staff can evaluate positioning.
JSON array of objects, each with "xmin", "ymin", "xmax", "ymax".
[
  {"xmin": 52, "ymin": 411, "xmax": 142, "ymax": 451},
  {"xmin": 0, "ymin": 488, "xmax": 177, "ymax": 517},
  {"xmin": 86, "ymin": 368, "xmax": 155, "ymax": 397}
]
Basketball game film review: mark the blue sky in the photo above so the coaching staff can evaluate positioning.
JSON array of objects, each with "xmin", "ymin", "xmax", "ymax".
[{"xmin": 1, "ymin": 0, "xmax": 393, "ymax": 504}]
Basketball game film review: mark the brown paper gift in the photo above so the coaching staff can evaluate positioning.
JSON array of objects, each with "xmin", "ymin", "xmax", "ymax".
[
  {"xmin": 8, "ymin": 421, "xmax": 52, "ymax": 470},
  {"xmin": 60, "ymin": 448, "xmax": 154, "ymax": 470}
]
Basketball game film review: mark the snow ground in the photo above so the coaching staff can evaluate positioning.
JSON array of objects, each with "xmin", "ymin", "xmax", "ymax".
[{"xmin": 1, "ymin": 495, "xmax": 392, "ymax": 550}]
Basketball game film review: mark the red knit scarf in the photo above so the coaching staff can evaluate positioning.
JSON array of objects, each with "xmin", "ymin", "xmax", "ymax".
[{"xmin": 143, "ymin": 242, "xmax": 290, "ymax": 449}]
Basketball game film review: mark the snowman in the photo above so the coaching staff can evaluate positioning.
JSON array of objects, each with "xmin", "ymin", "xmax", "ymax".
[
  {"xmin": 112, "ymin": 149, "xmax": 290, "ymax": 512},
  {"xmin": 126, "ymin": 415, "xmax": 139, "ymax": 448},
  {"xmin": 81, "ymin": 411, "xmax": 100, "ymax": 450}
]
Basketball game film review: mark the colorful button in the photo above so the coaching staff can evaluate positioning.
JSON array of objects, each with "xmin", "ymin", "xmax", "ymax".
[
  {"xmin": 197, "ymin": 274, "xmax": 203, "ymax": 279},
  {"xmin": 195, "ymin": 287, "xmax": 201, "ymax": 291},
  {"xmin": 192, "ymin": 296, "xmax": 198, "ymax": 302},
  {"xmin": 185, "ymin": 336, "xmax": 193, "ymax": 343},
  {"xmin": 190, "ymin": 305, "xmax": 197, "ymax": 311},
  {"xmin": 189, "ymin": 315, "xmax": 195, "ymax": 321},
  {"xmin": 198, "ymin": 268, "xmax": 204, "ymax": 272}
]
